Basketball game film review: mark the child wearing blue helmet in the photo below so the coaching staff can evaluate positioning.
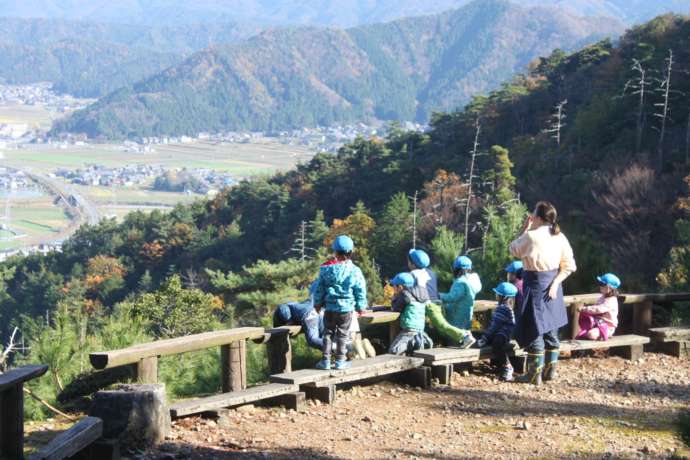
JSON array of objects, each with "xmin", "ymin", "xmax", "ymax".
[
  {"xmin": 389, "ymin": 272, "xmax": 431, "ymax": 355},
  {"xmin": 477, "ymin": 282, "xmax": 518, "ymax": 381},
  {"xmin": 313, "ymin": 235, "xmax": 368, "ymax": 370},
  {"xmin": 439, "ymin": 255, "xmax": 482, "ymax": 348},
  {"xmin": 408, "ymin": 249, "xmax": 439, "ymax": 301},
  {"xmin": 576, "ymin": 273, "xmax": 620, "ymax": 342}
]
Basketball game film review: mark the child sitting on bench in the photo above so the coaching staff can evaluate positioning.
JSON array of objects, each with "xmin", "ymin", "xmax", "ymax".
[
  {"xmin": 476, "ymin": 282, "xmax": 517, "ymax": 381},
  {"xmin": 576, "ymin": 273, "xmax": 620, "ymax": 341},
  {"xmin": 389, "ymin": 272, "xmax": 432, "ymax": 355},
  {"xmin": 439, "ymin": 255, "xmax": 482, "ymax": 348}
]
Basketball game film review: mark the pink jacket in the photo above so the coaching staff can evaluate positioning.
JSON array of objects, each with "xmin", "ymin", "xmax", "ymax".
[{"xmin": 581, "ymin": 295, "xmax": 618, "ymax": 328}]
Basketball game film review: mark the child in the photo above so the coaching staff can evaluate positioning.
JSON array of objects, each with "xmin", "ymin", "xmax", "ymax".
[
  {"xmin": 313, "ymin": 235, "xmax": 368, "ymax": 370},
  {"xmin": 408, "ymin": 249, "xmax": 439, "ymax": 301},
  {"xmin": 505, "ymin": 260, "xmax": 524, "ymax": 316},
  {"xmin": 389, "ymin": 272, "xmax": 431, "ymax": 355},
  {"xmin": 440, "ymin": 255, "xmax": 482, "ymax": 343},
  {"xmin": 476, "ymin": 282, "xmax": 517, "ymax": 381},
  {"xmin": 576, "ymin": 273, "xmax": 620, "ymax": 341}
]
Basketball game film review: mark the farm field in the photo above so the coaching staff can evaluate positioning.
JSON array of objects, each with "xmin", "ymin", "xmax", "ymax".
[
  {"xmin": 0, "ymin": 192, "xmax": 72, "ymax": 250},
  {"xmin": 0, "ymin": 103, "xmax": 57, "ymax": 131},
  {"xmin": 2, "ymin": 139, "xmax": 315, "ymax": 175}
]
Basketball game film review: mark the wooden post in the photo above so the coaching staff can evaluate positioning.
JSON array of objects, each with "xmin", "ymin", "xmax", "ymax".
[
  {"xmin": 267, "ymin": 332, "xmax": 292, "ymax": 375},
  {"xmin": 136, "ymin": 356, "xmax": 158, "ymax": 384},
  {"xmin": 0, "ymin": 384, "xmax": 24, "ymax": 460},
  {"xmin": 388, "ymin": 322, "xmax": 401, "ymax": 347},
  {"xmin": 303, "ymin": 384, "xmax": 336, "ymax": 404},
  {"xmin": 571, "ymin": 302, "xmax": 583, "ymax": 339},
  {"xmin": 633, "ymin": 300, "xmax": 653, "ymax": 335},
  {"xmin": 431, "ymin": 364, "xmax": 452, "ymax": 385},
  {"xmin": 221, "ymin": 340, "xmax": 247, "ymax": 392}
]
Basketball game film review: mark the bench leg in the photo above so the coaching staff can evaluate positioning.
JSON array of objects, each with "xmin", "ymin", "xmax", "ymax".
[
  {"xmin": 399, "ymin": 366, "xmax": 431, "ymax": 389},
  {"xmin": 303, "ymin": 385, "xmax": 336, "ymax": 404},
  {"xmin": 662, "ymin": 341, "xmax": 689, "ymax": 358},
  {"xmin": 616, "ymin": 344, "xmax": 644, "ymax": 361},
  {"xmin": 221, "ymin": 340, "xmax": 247, "ymax": 392},
  {"xmin": 0, "ymin": 384, "xmax": 24, "ymax": 460},
  {"xmin": 267, "ymin": 333, "xmax": 292, "ymax": 375},
  {"xmin": 432, "ymin": 364, "xmax": 452, "ymax": 385},
  {"xmin": 265, "ymin": 391, "xmax": 307, "ymax": 412},
  {"xmin": 136, "ymin": 356, "xmax": 158, "ymax": 384}
]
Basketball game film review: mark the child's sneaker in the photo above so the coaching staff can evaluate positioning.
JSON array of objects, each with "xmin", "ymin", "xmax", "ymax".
[
  {"xmin": 315, "ymin": 358, "xmax": 331, "ymax": 370},
  {"xmin": 499, "ymin": 365, "xmax": 514, "ymax": 382},
  {"xmin": 334, "ymin": 359, "xmax": 352, "ymax": 370},
  {"xmin": 459, "ymin": 332, "xmax": 476, "ymax": 349}
]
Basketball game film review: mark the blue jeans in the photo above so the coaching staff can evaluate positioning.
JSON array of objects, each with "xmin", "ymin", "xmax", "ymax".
[
  {"xmin": 527, "ymin": 329, "xmax": 560, "ymax": 354},
  {"xmin": 302, "ymin": 310, "xmax": 324, "ymax": 350}
]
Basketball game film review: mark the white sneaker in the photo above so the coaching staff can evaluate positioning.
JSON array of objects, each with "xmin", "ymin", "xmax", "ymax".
[{"xmin": 459, "ymin": 333, "xmax": 476, "ymax": 349}]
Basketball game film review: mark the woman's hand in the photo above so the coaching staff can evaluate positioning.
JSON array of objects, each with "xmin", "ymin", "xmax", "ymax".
[
  {"xmin": 546, "ymin": 282, "xmax": 559, "ymax": 301},
  {"xmin": 521, "ymin": 215, "xmax": 534, "ymax": 233}
]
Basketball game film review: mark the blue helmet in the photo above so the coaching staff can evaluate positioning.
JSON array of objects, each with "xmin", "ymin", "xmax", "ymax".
[
  {"xmin": 453, "ymin": 255, "xmax": 472, "ymax": 270},
  {"xmin": 332, "ymin": 235, "xmax": 354, "ymax": 252},
  {"xmin": 505, "ymin": 260, "xmax": 523, "ymax": 273},
  {"xmin": 391, "ymin": 272, "xmax": 415, "ymax": 288},
  {"xmin": 597, "ymin": 273, "xmax": 621, "ymax": 289},
  {"xmin": 408, "ymin": 249, "xmax": 431, "ymax": 269},
  {"xmin": 493, "ymin": 282, "xmax": 518, "ymax": 298},
  {"xmin": 274, "ymin": 303, "xmax": 292, "ymax": 325}
]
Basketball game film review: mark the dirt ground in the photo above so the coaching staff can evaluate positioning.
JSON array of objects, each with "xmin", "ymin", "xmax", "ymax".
[{"xmin": 136, "ymin": 352, "xmax": 690, "ymax": 459}]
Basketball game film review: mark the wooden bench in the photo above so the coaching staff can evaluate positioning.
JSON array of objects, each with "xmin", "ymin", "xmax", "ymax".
[
  {"xmin": 31, "ymin": 417, "xmax": 103, "ymax": 460},
  {"xmin": 270, "ymin": 354, "xmax": 425, "ymax": 403},
  {"xmin": 0, "ymin": 365, "xmax": 48, "ymax": 460},
  {"xmin": 89, "ymin": 327, "xmax": 265, "ymax": 391},
  {"xmin": 560, "ymin": 334, "xmax": 650, "ymax": 360},
  {"xmin": 169, "ymin": 383, "xmax": 299, "ymax": 418},
  {"xmin": 414, "ymin": 345, "xmax": 525, "ymax": 384},
  {"xmin": 649, "ymin": 327, "xmax": 690, "ymax": 358}
]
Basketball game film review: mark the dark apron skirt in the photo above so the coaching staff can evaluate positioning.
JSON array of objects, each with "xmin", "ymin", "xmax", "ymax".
[{"xmin": 514, "ymin": 269, "xmax": 568, "ymax": 348}]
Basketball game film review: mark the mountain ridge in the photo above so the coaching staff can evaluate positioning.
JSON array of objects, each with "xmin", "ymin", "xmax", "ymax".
[{"xmin": 54, "ymin": 0, "xmax": 624, "ymax": 138}]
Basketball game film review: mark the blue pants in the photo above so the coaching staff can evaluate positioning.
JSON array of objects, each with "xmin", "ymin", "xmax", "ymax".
[
  {"xmin": 527, "ymin": 329, "xmax": 560, "ymax": 354},
  {"xmin": 302, "ymin": 310, "xmax": 323, "ymax": 350}
]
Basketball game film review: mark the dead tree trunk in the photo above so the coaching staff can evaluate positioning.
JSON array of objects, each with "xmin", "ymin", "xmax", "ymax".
[
  {"xmin": 655, "ymin": 49, "xmax": 674, "ymax": 165},
  {"xmin": 464, "ymin": 119, "xmax": 481, "ymax": 253}
]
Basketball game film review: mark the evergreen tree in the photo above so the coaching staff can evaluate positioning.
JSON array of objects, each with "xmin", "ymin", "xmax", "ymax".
[
  {"xmin": 373, "ymin": 192, "xmax": 415, "ymax": 277},
  {"xmin": 486, "ymin": 145, "xmax": 517, "ymax": 204}
]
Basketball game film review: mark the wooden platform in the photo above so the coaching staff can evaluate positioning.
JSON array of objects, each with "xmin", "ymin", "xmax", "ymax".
[
  {"xmin": 270, "ymin": 354, "xmax": 424, "ymax": 388},
  {"xmin": 559, "ymin": 334, "xmax": 649, "ymax": 352},
  {"xmin": 169, "ymin": 383, "xmax": 299, "ymax": 417},
  {"xmin": 31, "ymin": 416, "xmax": 103, "ymax": 460},
  {"xmin": 649, "ymin": 327, "xmax": 690, "ymax": 358},
  {"xmin": 414, "ymin": 345, "xmax": 524, "ymax": 366}
]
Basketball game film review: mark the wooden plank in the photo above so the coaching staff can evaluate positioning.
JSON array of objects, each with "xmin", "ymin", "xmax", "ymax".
[
  {"xmin": 90, "ymin": 327, "xmax": 265, "ymax": 370},
  {"xmin": 649, "ymin": 327, "xmax": 690, "ymax": 341},
  {"xmin": 359, "ymin": 311, "xmax": 399, "ymax": 326},
  {"xmin": 311, "ymin": 356, "xmax": 424, "ymax": 388},
  {"xmin": 267, "ymin": 331, "xmax": 292, "ymax": 375},
  {"xmin": 136, "ymin": 356, "xmax": 158, "ymax": 384},
  {"xmin": 221, "ymin": 340, "xmax": 247, "ymax": 392},
  {"xmin": 169, "ymin": 383, "xmax": 298, "ymax": 417},
  {"xmin": 270, "ymin": 355, "xmax": 423, "ymax": 386},
  {"xmin": 31, "ymin": 417, "xmax": 103, "ymax": 460},
  {"xmin": 252, "ymin": 326, "xmax": 302, "ymax": 344},
  {"xmin": 0, "ymin": 384, "xmax": 23, "ymax": 460},
  {"xmin": 559, "ymin": 335, "xmax": 649, "ymax": 352},
  {"xmin": 0, "ymin": 365, "xmax": 48, "ymax": 391},
  {"xmin": 413, "ymin": 346, "xmax": 524, "ymax": 365},
  {"xmin": 570, "ymin": 303, "xmax": 584, "ymax": 339}
]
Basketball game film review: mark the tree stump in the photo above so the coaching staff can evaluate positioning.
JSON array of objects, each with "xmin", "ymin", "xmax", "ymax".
[{"xmin": 89, "ymin": 384, "xmax": 170, "ymax": 450}]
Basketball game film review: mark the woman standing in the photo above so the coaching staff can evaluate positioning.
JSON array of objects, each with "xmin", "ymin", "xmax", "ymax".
[{"xmin": 509, "ymin": 201, "xmax": 576, "ymax": 385}]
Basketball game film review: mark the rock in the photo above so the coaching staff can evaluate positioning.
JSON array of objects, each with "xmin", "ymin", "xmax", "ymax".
[
  {"xmin": 236, "ymin": 404, "xmax": 255, "ymax": 413},
  {"xmin": 89, "ymin": 383, "xmax": 171, "ymax": 449}
]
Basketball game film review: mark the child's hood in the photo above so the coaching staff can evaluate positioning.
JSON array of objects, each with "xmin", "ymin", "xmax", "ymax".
[
  {"xmin": 463, "ymin": 272, "xmax": 482, "ymax": 295},
  {"xmin": 320, "ymin": 260, "xmax": 356, "ymax": 286}
]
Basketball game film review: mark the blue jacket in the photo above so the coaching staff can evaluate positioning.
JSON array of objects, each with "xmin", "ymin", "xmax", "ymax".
[
  {"xmin": 313, "ymin": 260, "xmax": 368, "ymax": 313},
  {"xmin": 440, "ymin": 272, "xmax": 482, "ymax": 330},
  {"xmin": 273, "ymin": 300, "xmax": 313, "ymax": 326},
  {"xmin": 484, "ymin": 303, "xmax": 516, "ymax": 341}
]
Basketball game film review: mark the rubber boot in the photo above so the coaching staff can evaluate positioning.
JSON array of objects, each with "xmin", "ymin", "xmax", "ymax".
[
  {"xmin": 542, "ymin": 349, "xmax": 559, "ymax": 382},
  {"xmin": 515, "ymin": 353, "xmax": 544, "ymax": 385},
  {"xmin": 362, "ymin": 338, "xmax": 377, "ymax": 358}
]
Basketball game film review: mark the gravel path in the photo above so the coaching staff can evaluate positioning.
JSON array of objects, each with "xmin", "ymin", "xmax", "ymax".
[{"xmin": 149, "ymin": 353, "xmax": 689, "ymax": 459}]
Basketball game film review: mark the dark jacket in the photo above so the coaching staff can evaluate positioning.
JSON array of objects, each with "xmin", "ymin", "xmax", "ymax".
[{"xmin": 484, "ymin": 303, "xmax": 516, "ymax": 341}]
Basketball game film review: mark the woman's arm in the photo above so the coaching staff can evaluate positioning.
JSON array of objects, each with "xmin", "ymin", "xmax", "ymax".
[{"xmin": 547, "ymin": 235, "xmax": 577, "ymax": 300}]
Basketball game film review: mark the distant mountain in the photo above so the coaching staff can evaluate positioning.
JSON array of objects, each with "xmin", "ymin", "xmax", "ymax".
[
  {"xmin": 0, "ymin": 0, "xmax": 688, "ymax": 26},
  {"xmin": 0, "ymin": 17, "xmax": 258, "ymax": 54},
  {"xmin": 53, "ymin": 0, "xmax": 624, "ymax": 139},
  {"xmin": 0, "ymin": 40, "xmax": 181, "ymax": 98}
]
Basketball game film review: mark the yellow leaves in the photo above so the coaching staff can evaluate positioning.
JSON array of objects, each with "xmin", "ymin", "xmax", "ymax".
[
  {"xmin": 140, "ymin": 240, "xmax": 166, "ymax": 263},
  {"xmin": 324, "ymin": 206, "xmax": 375, "ymax": 251},
  {"xmin": 382, "ymin": 283, "xmax": 395, "ymax": 306}
]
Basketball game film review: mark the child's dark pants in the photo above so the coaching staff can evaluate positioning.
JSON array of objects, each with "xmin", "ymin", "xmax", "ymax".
[
  {"xmin": 323, "ymin": 310, "xmax": 353, "ymax": 362},
  {"xmin": 491, "ymin": 334, "xmax": 512, "ymax": 369}
]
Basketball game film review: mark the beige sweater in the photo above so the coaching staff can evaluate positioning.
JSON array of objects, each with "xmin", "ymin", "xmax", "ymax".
[{"xmin": 509, "ymin": 225, "xmax": 577, "ymax": 276}]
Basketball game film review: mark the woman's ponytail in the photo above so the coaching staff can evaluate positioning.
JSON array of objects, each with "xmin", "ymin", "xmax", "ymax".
[{"xmin": 534, "ymin": 201, "xmax": 560, "ymax": 235}]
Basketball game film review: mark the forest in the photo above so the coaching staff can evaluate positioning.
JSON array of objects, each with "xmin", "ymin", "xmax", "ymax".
[{"xmin": 2, "ymin": 14, "xmax": 690, "ymax": 419}]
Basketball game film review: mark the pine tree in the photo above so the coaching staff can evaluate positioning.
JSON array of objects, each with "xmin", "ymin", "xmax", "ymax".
[
  {"xmin": 373, "ymin": 192, "xmax": 414, "ymax": 277},
  {"xmin": 487, "ymin": 145, "xmax": 516, "ymax": 205}
]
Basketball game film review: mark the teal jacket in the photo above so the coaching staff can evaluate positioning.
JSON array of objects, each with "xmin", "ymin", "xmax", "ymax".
[
  {"xmin": 440, "ymin": 272, "xmax": 482, "ymax": 330},
  {"xmin": 393, "ymin": 290, "xmax": 426, "ymax": 332},
  {"xmin": 314, "ymin": 259, "xmax": 368, "ymax": 313}
]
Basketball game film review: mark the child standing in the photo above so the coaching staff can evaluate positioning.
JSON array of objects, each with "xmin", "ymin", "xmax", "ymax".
[
  {"xmin": 408, "ymin": 249, "xmax": 439, "ymax": 301},
  {"xmin": 576, "ymin": 273, "xmax": 620, "ymax": 341},
  {"xmin": 313, "ymin": 235, "xmax": 368, "ymax": 370},
  {"xmin": 389, "ymin": 272, "xmax": 430, "ymax": 355},
  {"xmin": 476, "ymin": 282, "xmax": 518, "ymax": 381},
  {"xmin": 440, "ymin": 256, "xmax": 482, "ymax": 345}
]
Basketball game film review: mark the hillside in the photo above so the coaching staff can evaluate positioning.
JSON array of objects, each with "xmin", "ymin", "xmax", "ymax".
[
  {"xmin": 0, "ymin": 0, "xmax": 688, "ymax": 26},
  {"xmin": 53, "ymin": 0, "xmax": 623, "ymax": 138},
  {"xmin": 0, "ymin": 39, "xmax": 181, "ymax": 98}
]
